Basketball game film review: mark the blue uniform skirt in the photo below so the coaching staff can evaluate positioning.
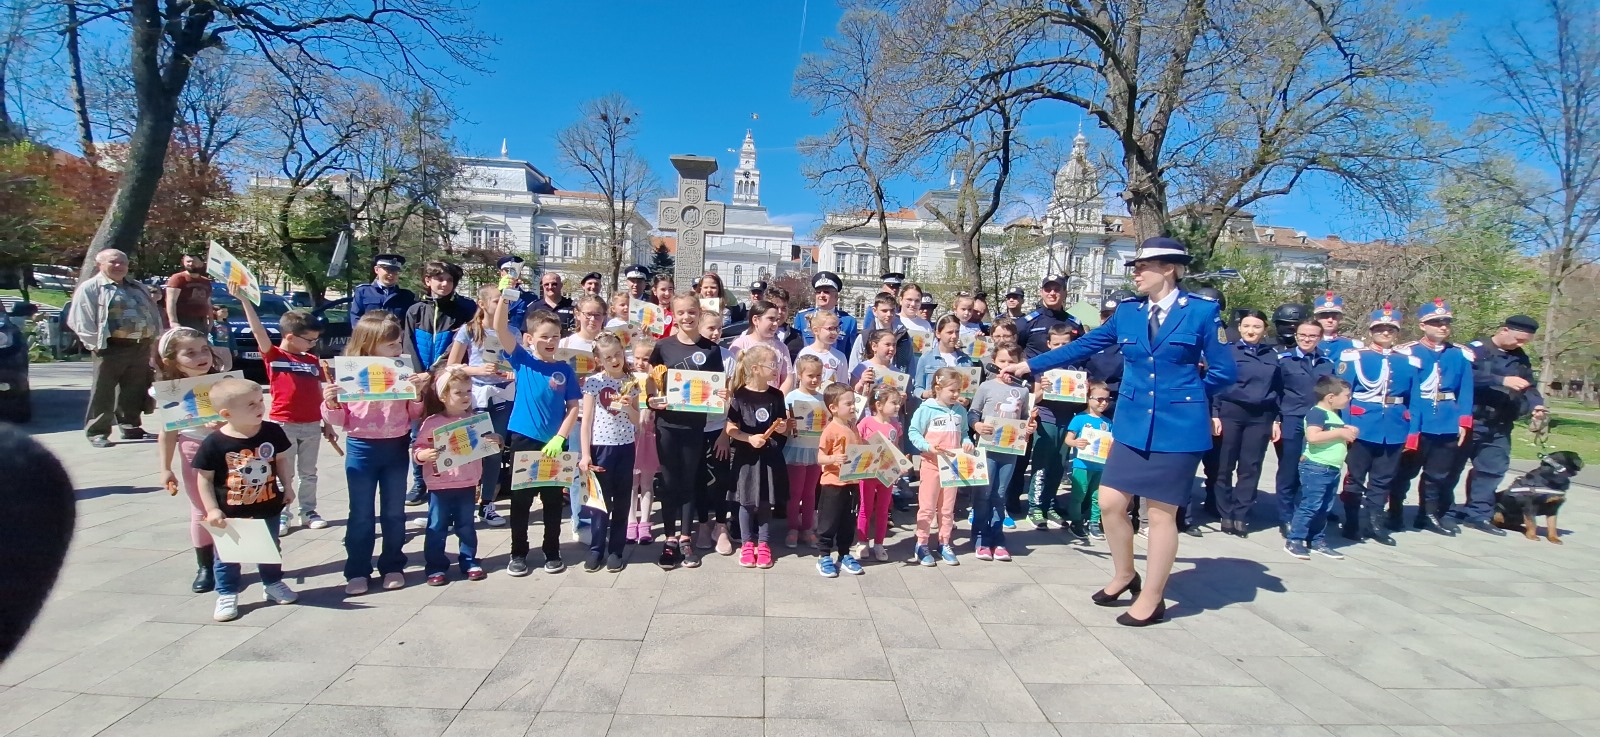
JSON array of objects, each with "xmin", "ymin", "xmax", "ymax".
[{"xmin": 1099, "ymin": 442, "xmax": 1204, "ymax": 507}]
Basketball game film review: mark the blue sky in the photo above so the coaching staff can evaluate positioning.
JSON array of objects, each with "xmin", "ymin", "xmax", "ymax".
[{"xmin": 440, "ymin": 0, "xmax": 1517, "ymax": 244}]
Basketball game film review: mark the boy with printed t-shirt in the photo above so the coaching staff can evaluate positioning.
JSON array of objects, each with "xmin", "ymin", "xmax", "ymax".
[
  {"xmin": 239, "ymin": 297, "xmax": 331, "ymax": 535},
  {"xmin": 191, "ymin": 377, "xmax": 299, "ymax": 622}
]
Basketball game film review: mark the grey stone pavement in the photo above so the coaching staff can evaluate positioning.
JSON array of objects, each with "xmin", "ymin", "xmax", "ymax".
[{"xmin": 8, "ymin": 362, "xmax": 1600, "ymax": 737}]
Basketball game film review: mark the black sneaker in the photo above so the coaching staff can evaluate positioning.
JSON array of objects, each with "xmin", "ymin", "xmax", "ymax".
[
  {"xmin": 1311, "ymin": 540, "xmax": 1345, "ymax": 559},
  {"xmin": 119, "ymin": 427, "xmax": 150, "ymax": 440},
  {"xmin": 543, "ymin": 556, "xmax": 566, "ymax": 574},
  {"xmin": 657, "ymin": 541, "xmax": 680, "ymax": 570},
  {"xmin": 583, "ymin": 554, "xmax": 602, "ymax": 573},
  {"xmin": 1467, "ymin": 519, "xmax": 1507, "ymax": 537},
  {"xmin": 1284, "ymin": 540, "xmax": 1311, "ymax": 560},
  {"xmin": 1068, "ymin": 522, "xmax": 1088, "ymax": 539},
  {"xmin": 404, "ymin": 488, "xmax": 425, "ymax": 507},
  {"xmin": 506, "ymin": 555, "xmax": 531, "ymax": 577},
  {"xmin": 605, "ymin": 553, "xmax": 625, "ymax": 572},
  {"xmin": 679, "ymin": 539, "xmax": 701, "ymax": 569}
]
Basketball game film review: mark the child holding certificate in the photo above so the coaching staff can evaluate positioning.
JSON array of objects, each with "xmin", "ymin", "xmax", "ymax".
[
  {"xmin": 725, "ymin": 345, "xmax": 787, "ymax": 569},
  {"xmin": 908, "ymin": 367, "xmax": 975, "ymax": 567},
  {"xmin": 815, "ymin": 383, "xmax": 865, "ymax": 577},
  {"xmin": 1066, "ymin": 381, "xmax": 1114, "ymax": 540},
  {"xmin": 412, "ymin": 368, "xmax": 497, "ymax": 585}
]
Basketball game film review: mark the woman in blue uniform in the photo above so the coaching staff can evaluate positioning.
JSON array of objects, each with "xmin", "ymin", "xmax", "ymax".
[
  {"xmin": 1002, "ymin": 237, "xmax": 1235, "ymax": 626},
  {"xmin": 1212, "ymin": 310, "xmax": 1283, "ymax": 537}
]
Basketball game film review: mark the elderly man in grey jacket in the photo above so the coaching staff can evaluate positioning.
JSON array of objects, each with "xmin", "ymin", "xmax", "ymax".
[{"xmin": 67, "ymin": 249, "xmax": 162, "ymax": 447}]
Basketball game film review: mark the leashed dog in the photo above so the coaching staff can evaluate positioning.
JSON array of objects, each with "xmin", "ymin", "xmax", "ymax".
[{"xmin": 1493, "ymin": 451, "xmax": 1584, "ymax": 544}]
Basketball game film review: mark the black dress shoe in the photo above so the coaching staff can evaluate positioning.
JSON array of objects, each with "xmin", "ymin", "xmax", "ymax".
[
  {"xmin": 1092, "ymin": 572, "xmax": 1142, "ymax": 606},
  {"xmin": 1467, "ymin": 520, "xmax": 1508, "ymax": 537},
  {"xmin": 1116, "ymin": 601, "xmax": 1167, "ymax": 627},
  {"xmin": 1438, "ymin": 515, "xmax": 1462, "ymax": 535},
  {"xmin": 192, "ymin": 566, "xmax": 215, "ymax": 593},
  {"xmin": 1184, "ymin": 526, "xmax": 1203, "ymax": 538},
  {"xmin": 119, "ymin": 427, "xmax": 150, "ymax": 440}
]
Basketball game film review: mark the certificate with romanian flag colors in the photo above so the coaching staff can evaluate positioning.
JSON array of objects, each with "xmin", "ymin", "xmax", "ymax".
[
  {"xmin": 664, "ymin": 369, "xmax": 726, "ymax": 414},
  {"xmin": 978, "ymin": 416, "xmax": 1029, "ymax": 456}
]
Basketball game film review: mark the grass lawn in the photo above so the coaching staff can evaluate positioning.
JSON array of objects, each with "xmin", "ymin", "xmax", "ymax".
[
  {"xmin": 1512, "ymin": 412, "xmax": 1600, "ymax": 461},
  {"xmin": 1, "ymin": 287, "xmax": 69, "ymax": 308}
]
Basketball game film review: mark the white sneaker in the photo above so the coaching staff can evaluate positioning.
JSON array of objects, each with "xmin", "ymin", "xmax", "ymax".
[
  {"xmin": 213, "ymin": 594, "xmax": 239, "ymax": 622},
  {"xmin": 263, "ymin": 581, "xmax": 299, "ymax": 604},
  {"xmin": 406, "ymin": 517, "xmax": 427, "ymax": 530},
  {"xmin": 853, "ymin": 542, "xmax": 871, "ymax": 559},
  {"xmin": 304, "ymin": 512, "xmax": 329, "ymax": 530},
  {"xmin": 278, "ymin": 513, "xmax": 291, "ymax": 536},
  {"xmin": 872, "ymin": 543, "xmax": 889, "ymax": 562}
]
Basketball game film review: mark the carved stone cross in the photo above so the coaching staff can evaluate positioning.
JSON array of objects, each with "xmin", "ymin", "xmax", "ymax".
[{"xmin": 657, "ymin": 155, "xmax": 724, "ymax": 290}]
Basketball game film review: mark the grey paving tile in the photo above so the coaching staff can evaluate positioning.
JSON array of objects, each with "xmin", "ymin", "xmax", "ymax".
[
  {"xmin": 763, "ymin": 677, "xmax": 905, "ymax": 720},
  {"xmin": 1504, "ymin": 685, "xmax": 1600, "ymax": 721},
  {"xmin": 1150, "ymin": 685, "xmax": 1314, "ymax": 725},
  {"xmin": 440, "ymin": 710, "xmax": 536, "ymax": 737},
  {"xmin": 0, "ymin": 688, "xmax": 79, "ymax": 735},
  {"xmin": 426, "ymin": 570, "xmax": 560, "ymax": 609},
  {"xmin": 1315, "ymin": 637, "xmax": 1483, "ymax": 690},
  {"xmin": 915, "ymin": 598, "xmax": 994, "ymax": 650},
  {"xmin": 949, "ymin": 582, "xmax": 1070, "ymax": 625},
  {"xmin": 615, "ymin": 673, "xmax": 762, "ymax": 716},
  {"xmin": 361, "ymin": 605, "xmax": 534, "ymax": 670},
  {"xmin": 96, "ymin": 697, "xmax": 301, "ymax": 737},
  {"xmin": 887, "ymin": 648, "xmax": 1044, "ymax": 722},
  {"xmin": 1401, "ymin": 687, "xmax": 1550, "ymax": 725},
  {"xmin": 764, "ymin": 617, "xmax": 890, "ymax": 679},
  {"xmin": 542, "ymin": 640, "xmax": 639, "ymax": 713},
  {"xmin": 221, "ymin": 606, "xmax": 415, "ymax": 666},
  {"xmin": 312, "ymin": 665, "xmax": 489, "ymax": 709},
  {"xmin": 1057, "ymin": 726, "xmax": 1202, "ymax": 737},
  {"xmin": 5, "ymin": 693, "xmax": 148, "ymax": 737},
  {"xmin": 857, "ymin": 565, "xmax": 916, "ymax": 599},
  {"xmin": 1088, "ymin": 627, "xmax": 1259, "ymax": 686},
  {"xmin": 764, "ymin": 719, "xmax": 915, "ymax": 737},
  {"xmin": 983, "ymin": 623, "xmax": 1140, "ymax": 685},
  {"xmin": 522, "ymin": 588, "xmax": 660, "ymax": 640},
  {"xmin": 910, "ymin": 723, "xmax": 986, "ymax": 737},
  {"xmin": 269, "ymin": 704, "xmax": 458, "ymax": 737},
  {"xmin": 655, "ymin": 572, "xmax": 765, "ymax": 616},
  {"xmin": 464, "ymin": 636, "xmax": 578, "ymax": 711},
  {"xmin": 1191, "ymin": 728, "xmax": 1336, "ymax": 737},
  {"xmin": 635, "ymin": 614, "xmax": 763, "ymax": 676},
  {"xmin": 1170, "ymin": 607, "xmax": 1319, "ymax": 658},
  {"xmin": 1235, "ymin": 656, "xmax": 1431, "ymax": 726},
  {"xmin": 86, "ymin": 625, "xmax": 263, "ymax": 698},
  {"xmin": 1433, "ymin": 613, "xmax": 1598, "ymax": 658},
  {"xmin": 604, "ymin": 714, "xmax": 763, "ymax": 736},
  {"xmin": 867, "ymin": 598, "xmax": 940, "ymax": 649},
  {"xmin": 981, "ymin": 724, "xmax": 1065, "ymax": 737},
  {"xmin": 528, "ymin": 711, "xmax": 612, "ymax": 737},
  {"xmin": 1462, "ymin": 596, "xmax": 1600, "ymax": 635},
  {"xmin": 1323, "ymin": 728, "xmax": 1401, "ymax": 737},
  {"xmin": 0, "ymin": 647, "xmax": 74, "ymax": 688},
  {"xmin": 19, "ymin": 621, "xmax": 196, "ymax": 692},
  {"xmin": 1025, "ymin": 683, "xmax": 1184, "ymax": 724},
  {"xmin": 764, "ymin": 575, "xmax": 870, "ymax": 619},
  {"xmin": 162, "ymin": 658, "xmax": 347, "ymax": 705}
]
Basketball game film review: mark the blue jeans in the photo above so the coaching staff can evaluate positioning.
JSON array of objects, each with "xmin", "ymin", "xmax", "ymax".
[
  {"xmin": 214, "ymin": 518, "xmax": 283, "ymax": 595},
  {"xmin": 425, "ymin": 487, "xmax": 479, "ymax": 574},
  {"xmin": 1289, "ymin": 460, "xmax": 1342, "ymax": 544},
  {"xmin": 344, "ymin": 436, "xmax": 411, "ymax": 581},
  {"xmin": 976, "ymin": 453, "xmax": 1018, "ymax": 548},
  {"xmin": 479, "ymin": 400, "xmax": 513, "ymax": 506}
]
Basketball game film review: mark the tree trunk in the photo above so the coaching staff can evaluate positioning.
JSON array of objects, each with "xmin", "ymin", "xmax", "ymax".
[
  {"xmin": 80, "ymin": 100, "xmax": 178, "ymax": 277},
  {"xmin": 1124, "ymin": 167, "xmax": 1168, "ymax": 244},
  {"xmin": 1538, "ymin": 245, "xmax": 1566, "ymax": 388},
  {"xmin": 64, "ymin": 1, "xmax": 96, "ymax": 164},
  {"xmin": 873, "ymin": 180, "xmax": 890, "ymax": 274}
]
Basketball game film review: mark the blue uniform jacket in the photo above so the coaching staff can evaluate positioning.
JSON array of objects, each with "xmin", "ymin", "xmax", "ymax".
[
  {"xmin": 1213, "ymin": 341, "xmax": 1282, "ymax": 421},
  {"xmin": 1016, "ymin": 306, "xmax": 1084, "ymax": 359},
  {"xmin": 793, "ymin": 307, "xmax": 858, "ymax": 356},
  {"xmin": 1319, "ymin": 334, "xmax": 1363, "ymax": 361},
  {"xmin": 350, "ymin": 281, "xmax": 417, "ymax": 325},
  {"xmin": 1466, "ymin": 336, "xmax": 1546, "ymax": 429},
  {"xmin": 1275, "ymin": 347, "xmax": 1335, "ymax": 418},
  {"xmin": 1397, "ymin": 340, "xmax": 1475, "ymax": 436},
  {"xmin": 1336, "ymin": 347, "xmax": 1421, "ymax": 446},
  {"xmin": 1024, "ymin": 291, "xmax": 1236, "ymax": 453}
]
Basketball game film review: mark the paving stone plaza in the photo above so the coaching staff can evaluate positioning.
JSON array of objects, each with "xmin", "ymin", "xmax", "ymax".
[{"xmin": 6, "ymin": 363, "xmax": 1600, "ymax": 737}]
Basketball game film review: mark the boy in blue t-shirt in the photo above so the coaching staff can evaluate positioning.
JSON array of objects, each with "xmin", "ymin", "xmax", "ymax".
[
  {"xmin": 1065, "ymin": 381, "xmax": 1113, "ymax": 540},
  {"xmin": 493, "ymin": 300, "xmax": 581, "ymax": 577}
]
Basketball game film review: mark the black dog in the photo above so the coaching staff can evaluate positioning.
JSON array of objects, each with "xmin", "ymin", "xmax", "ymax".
[{"xmin": 1493, "ymin": 451, "xmax": 1584, "ymax": 544}]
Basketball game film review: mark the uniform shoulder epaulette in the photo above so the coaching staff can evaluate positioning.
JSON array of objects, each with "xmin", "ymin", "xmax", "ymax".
[
  {"xmin": 1026, "ymin": 310, "xmax": 1042, "ymax": 320},
  {"xmin": 1395, "ymin": 342, "xmax": 1415, "ymax": 355},
  {"xmin": 1351, "ymin": 338, "xmax": 1366, "ymax": 348},
  {"xmin": 1339, "ymin": 348, "xmax": 1361, "ymax": 361},
  {"xmin": 1120, "ymin": 295, "xmax": 1142, "ymax": 303},
  {"xmin": 1406, "ymin": 355, "xmax": 1423, "ymax": 369},
  {"xmin": 1459, "ymin": 345, "xmax": 1476, "ymax": 361},
  {"xmin": 1188, "ymin": 291, "xmax": 1217, "ymax": 302}
]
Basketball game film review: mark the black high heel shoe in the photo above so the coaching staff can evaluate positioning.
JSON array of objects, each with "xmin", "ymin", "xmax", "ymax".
[
  {"xmin": 1116, "ymin": 601, "xmax": 1167, "ymax": 627},
  {"xmin": 1091, "ymin": 572, "xmax": 1142, "ymax": 606}
]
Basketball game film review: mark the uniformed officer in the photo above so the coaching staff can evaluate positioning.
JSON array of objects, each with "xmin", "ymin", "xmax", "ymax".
[
  {"xmin": 624, "ymin": 264, "xmax": 650, "ymax": 300},
  {"xmin": 919, "ymin": 292, "xmax": 937, "ymax": 321},
  {"xmin": 1212, "ymin": 309, "xmax": 1284, "ymax": 538},
  {"xmin": 748, "ymin": 279, "xmax": 768, "ymax": 309},
  {"xmin": 579, "ymin": 271, "xmax": 603, "ymax": 297},
  {"xmin": 529, "ymin": 271, "xmax": 576, "ymax": 334},
  {"xmin": 1188, "ymin": 285, "xmax": 1229, "ymax": 524},
  {"xmin": 1440, "ymin": 315, "xmax": 1548, "ymax": 536},
  {"xmin": 860, "ymin": 272, "xmax": 905, "ymax": 333},
  {"xmin": 1272, "ymin": 303, "xmax": 1311, "ymax": 348},
  {"xmin": 1312, "ymin": 291, "xmax": 1363, "ymax": 358},
  {"xmin": 1335, "ymin": 304, "xmax": 1421, "ymax": 545},
  {"xmin": 1389, "ymin": 299, "xmax": 1475, "ymax": 533},
  {"xmin": 1015, "ymin": 274, "xmax": 1086, "ymax": 359},
  {"xmin": 793, "ymin": 271, "xmax": 858, "ymax": 355},
  {"xmin": 1273, "ymin": 317, "xmax": 1335, "ymax": 534},
  {"xmin": 1001, "ymin": 286, "xmax": 1027, "ymax": 320},
  {"xmin": 349, "ymin": 253, "xmax": 417, "ymax": 324}
]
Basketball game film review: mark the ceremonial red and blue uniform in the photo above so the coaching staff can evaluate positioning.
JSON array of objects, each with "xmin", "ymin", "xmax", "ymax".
[
  {"xmin": 1388, "ymin": 338, "xmax": 1474, "ymax": 520},
  {"xmin": 1335, "ymin": 341, "xmax": 1421, "ymax": 536}
]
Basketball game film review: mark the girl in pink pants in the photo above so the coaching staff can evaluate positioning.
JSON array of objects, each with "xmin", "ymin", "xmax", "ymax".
[
  {"xmin": 153, "ymin": 327, "xmax": 224, "ymax": 594},
  {"xmin": 783, "ymin": 356, "xmax": 827, "ymax": 548},
  {"xmin": 855, "ymin": 386, "xmax": 904, "ymax": 562}
]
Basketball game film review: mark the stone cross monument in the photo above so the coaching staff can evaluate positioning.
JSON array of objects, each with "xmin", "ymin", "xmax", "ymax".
[{"xmin": 657, "ymin": 155, "xmax": 724, "ymax": 290}]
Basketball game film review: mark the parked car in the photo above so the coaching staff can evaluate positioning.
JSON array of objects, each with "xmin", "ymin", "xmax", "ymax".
[
  {"xmin": 30, "ymin": 265, "xmax": 76, "ymax": 292},
  {"xmin": 310, "ymin": 298, "xmax": 353, "ymax": 358},
  {"xmin": 212, "ymin": 285, "xmax": 294, "ymax": 382},
  {"xmin": 0, "ymin": 301, "xmax": 36, "ymax": 422}
]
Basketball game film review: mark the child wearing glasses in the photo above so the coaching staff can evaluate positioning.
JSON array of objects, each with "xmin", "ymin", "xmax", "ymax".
[{"xmin": 1065, "ymin": 381, "xmax": 1115, "ymax": 540}]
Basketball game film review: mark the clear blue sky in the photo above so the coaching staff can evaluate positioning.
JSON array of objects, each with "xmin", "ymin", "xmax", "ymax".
[{"xmin": 439, "ymin": 0, "xmax": 1521, "ymax": 245}]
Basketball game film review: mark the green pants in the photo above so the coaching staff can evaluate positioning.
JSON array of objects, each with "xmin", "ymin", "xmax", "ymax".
[
  {"xmin": 1072, "ymin": 466, "xmax": 1103, "ymax": 525},
  {"xmin": 1028, "ymin": 422, "xmax": 1072, "ymax": 517}
]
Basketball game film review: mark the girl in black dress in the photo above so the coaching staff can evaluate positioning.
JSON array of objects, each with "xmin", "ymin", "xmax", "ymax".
[{"xmin": 725, "ymin": 345, "xmax": 788, "ymax": 569}]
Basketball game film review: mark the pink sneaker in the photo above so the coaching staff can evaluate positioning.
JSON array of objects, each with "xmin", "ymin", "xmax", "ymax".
[
  {"xmin": 993, "ymin": 546, "xmax": 1012, "ymax": 562},
  {"xmin": 755, "ymin": 542, "xmax": 774, "ymax": 569},
  {"xmin": 625, "ymin": 522, "xmax": 639, "ymax": 542},
  {"xmin": 638, "ymin": 522, "xmax": 654, "ymax": 545},
  {"xmin": 739, "ymin": 542, "xmax": 757, "ymax": 568},
  {"xmin": 975, "ymin": 546, "xmax": 994, "ymax": 561}
]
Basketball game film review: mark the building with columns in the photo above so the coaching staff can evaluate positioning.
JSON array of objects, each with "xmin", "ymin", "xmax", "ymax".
[{"xmin": 698, "ymin": 130, "xmax": 797, "ymax": 291}]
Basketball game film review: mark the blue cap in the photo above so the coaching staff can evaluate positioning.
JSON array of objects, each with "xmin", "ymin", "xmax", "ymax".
[
  {"xmin": 1313, "ymin": 291, "xmax": 1344, "ymax": 315},
  {"xmin": 1417, "ymin": 298, "xmax": 1453, "ymax": 323},
  {"xmin": 1369, "ymin": 303, "xmax": 1401, "ymax": 329}
]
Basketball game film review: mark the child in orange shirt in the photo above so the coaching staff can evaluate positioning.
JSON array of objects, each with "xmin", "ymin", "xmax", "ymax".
[{"xmin": 815, "ymin": 383, "xmax": 865, "ymax": 577}]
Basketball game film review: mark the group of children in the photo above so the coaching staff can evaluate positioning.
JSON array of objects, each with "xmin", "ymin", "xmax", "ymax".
[{"xmin": 155, "ymin": 274, "xmax": 1131, "ymax": 622}]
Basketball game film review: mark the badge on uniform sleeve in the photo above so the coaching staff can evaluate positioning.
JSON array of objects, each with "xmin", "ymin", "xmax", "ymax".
[
  {"xmin": 1338, "ymin": 362, "xmax": 1347, "ymax": 374},
  {"xmin": 1217, "ymin": 326, "xmax": 1227, "ymax": 343}
]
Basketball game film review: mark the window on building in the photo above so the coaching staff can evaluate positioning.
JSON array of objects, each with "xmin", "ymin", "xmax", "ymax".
[
  {"xmin": 856, "ymin": 254, "xmax": 870, "ymax": 275},
  {"xmin": 733, "ymin": 265, "xmax": 743, "ymax": 287},
  {"xmin": 1103, "ymin": 257, "xmax": 1115, "ymax": 275},
  {"xmin": 1071, "ymin": 256, "xmax": 1085, "ymax": 274},
  {"xmin": 584, "ymin": 235, "xmax": 599, "ymax": 254},
  {"xmin": 708, "ymin": 263, "xmax": 718, "ymax": 273},
  {"xmin": 835, "ymin": 251, "xmax": 848, "ymax": 274},
  {"xmin": 537, "ymin": 233, "xmax": 551, "ymax": 257},
  {"xmin": 561, "ymin": 235, "xmax": 575, "ymax": 259}
]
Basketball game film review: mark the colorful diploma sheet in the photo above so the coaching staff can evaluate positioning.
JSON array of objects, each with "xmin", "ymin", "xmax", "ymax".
[
  {"xmin": 511, "ymin": 451, "xmax": 580, "ymax": 489},
  {"xmin": 663, "ymin": 369, "xmax": 726, "ymax": 413},
  {"xmin": 206, "ymin": 241, "xmax": 261, "ymax": 306},
  {"xmin": 873, "ymin": 367, "xmax": 911, "ymax": 394},
  {"xmin": 869, "ymin": 432, "xmax": 911, "ymax": 487},
  {"xmin": 938, "ymin": 448, "xmax": 990, "ymax": 488},
  {"xmin": 954, "ymin": 366, "xmax": 983, "ymax": 401},
  {"xmin": 962, "ymin": 334, "xmax": 995, "ymax": 361},
  {"xmin": 553, "ymin": 347, "xmax": 598, "ymax": 376},
  {"xmin": 907, "ymin": 329, "xmax": 932, "ymax": 355},
  {"xmin": 790, "ymin": 399, "xmax": 828, "ymax": 436},
  {"xmin": 840, "ymin": 441, "xmax": 887, "ymax": 483},
  {"xmin": 1077, "ymin": 426, "xmax": 1114, "ymax": 464},
  {"xmin": 432, "ymin": 412, "xmax": 499, "ymax": 473},
  {"xmin": 630, "ymin": 298, "xmax": 669, "ymax": 336},
  {"xmin": 1041, "ymin": 369, "xmax": 1089, "ymax": 402},
  {"xmin": 153, "ymin": 370, "xmax": 245, "ymax": 431},
  {"xmin": 978, "ymin": 416, "xmax": 1029, "ymax": 456},
  {"xmin": 332, "ymin": 356, "xmax": 416, "ymax": 401}
]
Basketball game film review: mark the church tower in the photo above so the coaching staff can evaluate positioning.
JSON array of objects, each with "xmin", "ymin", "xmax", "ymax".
[
  {"xmin": 733, "ymin": 130, "xmax": 761, "ymax": 206},
  {"xmin": 1050, "ymin": 129, "xmax": 1103, "ymax": 229}
]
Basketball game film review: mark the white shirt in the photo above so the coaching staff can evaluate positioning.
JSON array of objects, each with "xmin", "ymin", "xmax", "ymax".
[{"xmin": 1149, "ymin": 289, "xmax": 1180, "ymax": 327}]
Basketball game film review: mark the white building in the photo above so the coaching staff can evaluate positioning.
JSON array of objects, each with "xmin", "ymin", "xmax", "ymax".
[{"xmin": 698, "ymin": 131, "xmax": 797, "ymax": 290}]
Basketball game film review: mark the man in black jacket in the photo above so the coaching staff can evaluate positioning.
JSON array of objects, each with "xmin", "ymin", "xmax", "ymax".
[{"xmin": 1441, "ymin": 315, "xmax": 1548, "ymax": 535}]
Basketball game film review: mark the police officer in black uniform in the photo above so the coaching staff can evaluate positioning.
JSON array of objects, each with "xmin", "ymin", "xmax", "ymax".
[
  {"xmin": 1440, "ymin": 315, "xmax": 1548, "ymax": 536},
  {"xmin": 1015, "ymin": 274, "xmax": 1085, "ymax": 358},
  {"xmin": 349, "ymin": 254, "xmax": 417, "ymax": 324},
  {"xmin": 1189, "ymin": 286, "xmax": 1229, "ymax": 528},
  {"xmin": 1272, "ymin": 303, "xmax": 1311, "ymax": 348}
]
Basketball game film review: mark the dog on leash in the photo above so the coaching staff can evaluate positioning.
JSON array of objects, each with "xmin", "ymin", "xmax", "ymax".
[{"xmin": 1493, "ymin": 451, "xmax": 1584, "ymax": 544}]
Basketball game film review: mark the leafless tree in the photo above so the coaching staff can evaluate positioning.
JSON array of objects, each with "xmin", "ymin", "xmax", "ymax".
[
  {"xmin": 84, "ymin": 46, "xmax": 256, "ymax": 166},
  {"xmin": 554, "ymin": 93, "xmax": 660, "ymax": 288},
  {"xmin": 69, "ymin": 0, "xmax": 490, "ymax": 277},
  {"xmin": 1478, "ymin": 0, "xmax": 1600, "ymax": 386},
  {"xmin": 0, "ymin": 0, "xmax": 50, "ymax": 142}
]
